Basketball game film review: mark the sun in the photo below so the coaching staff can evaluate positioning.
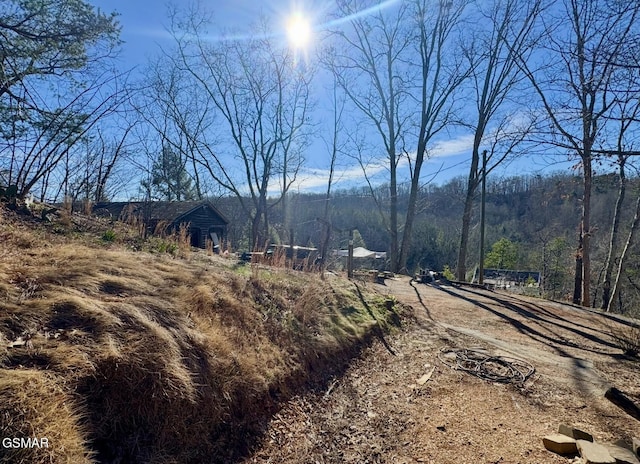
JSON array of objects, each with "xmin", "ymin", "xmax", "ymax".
[{"xmin": 286, "ymin": 12, "xmax": 312, "ymax": 49}]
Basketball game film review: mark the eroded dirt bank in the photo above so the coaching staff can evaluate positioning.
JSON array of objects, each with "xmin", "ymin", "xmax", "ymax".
[
  {"xmin": 243, "ymin": 277, "xmax": 640, "ymax": 464},
  {"xmin": 0, "ymin": 205, "xmax": 409, "ymax": 464}
]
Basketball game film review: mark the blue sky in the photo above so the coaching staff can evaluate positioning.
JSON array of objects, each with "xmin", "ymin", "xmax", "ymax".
[{"xmin": 89, "ymin": 0, "xmax": 576, "ymax": 195}]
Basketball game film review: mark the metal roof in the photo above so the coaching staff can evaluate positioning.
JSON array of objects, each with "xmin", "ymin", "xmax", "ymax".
[{"xmin": 93, "ymin": 201, "xmax": 229, "ymax": 225}]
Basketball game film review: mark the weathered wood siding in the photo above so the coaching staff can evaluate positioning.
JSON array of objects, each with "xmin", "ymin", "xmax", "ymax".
[{"xmin": 173, "ymin": 205, "xmax": 227, "ymax": 248}]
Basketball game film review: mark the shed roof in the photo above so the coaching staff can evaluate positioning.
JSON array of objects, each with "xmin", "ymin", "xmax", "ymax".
[
  {"xmin": 335, "ymin": 247, "xmax": 387, "ymax": 259},
  {"xmin": 94, "ymin": 201, "xmax": 229, "ymax": 225}
]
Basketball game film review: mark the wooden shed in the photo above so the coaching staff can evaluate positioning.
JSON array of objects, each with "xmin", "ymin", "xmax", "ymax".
[{"xmin": 94, "ymin": 201, "xmax": 229, "ymax": 249}]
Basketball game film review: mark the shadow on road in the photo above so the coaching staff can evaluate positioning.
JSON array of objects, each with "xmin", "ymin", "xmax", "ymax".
[
  {"xmin": 409, "ymin": 278, "xmax": 434, "ymax": 321},
  {"xmin": 459, "ymin": 287, "xmax": 619, "ymax": 351},
  {"xmin": 424, "ymin": 283, "xmax": 619, "ymax": 396}
]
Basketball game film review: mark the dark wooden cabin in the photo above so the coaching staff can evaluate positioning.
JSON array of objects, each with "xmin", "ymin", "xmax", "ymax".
[{"xmin": 94, "ymin": 201, "xmax": 229, "ymax": 249}]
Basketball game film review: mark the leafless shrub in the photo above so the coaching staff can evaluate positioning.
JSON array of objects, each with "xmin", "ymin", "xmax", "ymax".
[
  {"xmin": 62, "ymin": 195, "xmax": 73, "ymax": 213},
  {"xmin": 82, "ymin": 199, "xmax": 93, "ymax": 216},
  {"xmin": 121, "ymin": 205, "xmax": 146, "ymax": 239},
  {"xmin": 153, "ymin": 220, "xmax": 170, "ymax": 237},
  {"xmin": 222, "ymin": 238, "xmax": 232, "ymax": 255},
  {"xmin": 272, "ymin": 246, "xmax": 287, "ymax": 269},
  {"xmin": 177, "ymin": 222, "xmax": 191, "ymax": 257},
  {"xmin": 205, "ymin": 238, "xmax": 213, "ymax": 255},
  {"xmin": 609, "ymin": 322, "xmax": 640, "ymax": 358}
]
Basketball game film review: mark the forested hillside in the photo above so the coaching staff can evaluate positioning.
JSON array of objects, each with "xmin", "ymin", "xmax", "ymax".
[
  {"xmin": 215, "ymin": 171, "xmax": 640, "ymax": 314},
  {"xmin": 2, "ymin": 0, "xmax": 640, "ymax": 312}
]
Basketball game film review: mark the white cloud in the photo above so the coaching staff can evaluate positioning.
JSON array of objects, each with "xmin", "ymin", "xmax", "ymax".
[
  {"xmin": 279, "ymin": 162, "xmax": 388, "ymax": 194},
  {"xmin": 428, "ymin": 134, "xmax": 474, "ymax": 158},
  {"xmin": 273, "ymin": 133, "xmax": 475, "ymax": 194}
]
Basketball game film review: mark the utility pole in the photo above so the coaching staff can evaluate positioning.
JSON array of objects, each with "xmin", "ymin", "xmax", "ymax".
[
  {"xmin": 348, "ymin": 229, "xmax": 354, "ymax": 278},
  {"xmin": 479, "ymin": 150, "xmax": 487, "ymax": 285}
]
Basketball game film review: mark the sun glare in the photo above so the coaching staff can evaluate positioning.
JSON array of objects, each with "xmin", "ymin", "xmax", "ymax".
[{"xmin": 286, "ymin": 12, "xmax": 312, "ymax": 49}]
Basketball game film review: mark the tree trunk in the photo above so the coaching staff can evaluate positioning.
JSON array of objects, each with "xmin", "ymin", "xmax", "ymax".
[
  {"xmin": 389, "ymin": 162, "xmax": 399, "ymax": 273},
  {"xmin": 320, "ymin": 83, "xmax": 341, "ymax": 275},
  {"xmin": 262, "ymin": 196, "xmax": 269, "ymax": 249},
  {"xmin": 191, "ymin": 156, "xmax": 202, "ymax": 200},
  {"xmin": 399, "ymin": 148, "xmax": 427, "ymax": 274},
  {"xmin": 581, "ymin": 156, "xmax": 592, "ymax": 307},
  {"xmin": 457, "ymin": 148, "xmax": 480, "ymax": 281},
  {"xmin": 251, "ymin": 210, "xmax": 262, "ymax": 251},
  {"xmin": 282, "ymin": 175, "xmax": 289, "ymax": 245},
  {"xmin": 608, "ymin": 191, "xmax": 640, "ymax": 312},
  {"xmin": 602, "ymin": 157, "xmax": 626, "ymax": 309},
  {"xmin": 573, "ymin": 232, "xmax": 583, "ymax": 305}
]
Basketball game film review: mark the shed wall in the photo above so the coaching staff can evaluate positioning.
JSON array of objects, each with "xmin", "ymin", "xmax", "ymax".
[{"xmin": 173, "ymin": 206, "xmax": 227, "ymax": 249}]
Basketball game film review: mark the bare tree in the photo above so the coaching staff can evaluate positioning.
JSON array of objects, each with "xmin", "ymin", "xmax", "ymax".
[
  {"xmin": 601, "ymin": 158, "xmax": 637, "ymax": 309},
  {"xmin": 399, "ymin": 0, "xmax": 472, "ymax": 274},
  {"xmin": 168, "ymin": 6, "xmax": 312, "ymax": 249},
  {"xmin": 58, "ymin": 125, "xmax": 134, "ymax": 202},
  {"xmin": 0, "ymin": 0, "xmax": 124, "ymax": 199},
  {"xmin": 609, "ymin": 180, "xmax": 640, "ymax": 312},
  {"xmin": 514, "ymin": 0, "xmax": 640, "ymax": 306},
  {"xmin": 602, "ymin": 65, "xmax": 640, "ymax": 310},
  {"xmin": 326, "ymin": 0, "xmax": 411, "ymax": 272},
  {"xmin": 455, "ymin": 0, "xmax": 545, "ymax": 281},
  {"xmin": 329, "ymin": 0, "xmax": 468, "ymax": 273},
  {"xmin": 92, "ymin": 125, "xmax": 135, "ymax": 202},
  {"xmin": 601, "ymin": 152, "xmax": 628, "ymax": 309},
  {"xmin": 318, "ymin": 75, "xmax": 347, "ymax": 271},
  {"xmin": 135, "ymin": 58, "xmax": 209, "ymax": 200},
  {"xmin": 2, "ymin": 71, "xmax": 129, "ymax": 199}
]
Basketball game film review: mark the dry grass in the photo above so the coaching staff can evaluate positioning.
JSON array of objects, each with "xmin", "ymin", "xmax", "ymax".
[
  {"xmin": 0, "ymin": 371, "xmax": 92, "ymax": 464},
  {"xmin": 0, "ymin": 205, "xmax": 408, "ymax": 463}
]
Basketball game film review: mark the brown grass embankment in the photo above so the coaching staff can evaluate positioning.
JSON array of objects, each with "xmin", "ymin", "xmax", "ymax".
[{"xmin": 0, "ymin": 206, "xmax": 408, "ymax": 463}]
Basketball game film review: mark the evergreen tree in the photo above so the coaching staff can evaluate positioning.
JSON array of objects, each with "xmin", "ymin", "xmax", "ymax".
[
  {"xmin": 141, "ymin": 147, "xmax": 197, "ymax": 201},
  {"xmin": 0, "ymin": 0, "xmax": 122, "ymax": 198}
]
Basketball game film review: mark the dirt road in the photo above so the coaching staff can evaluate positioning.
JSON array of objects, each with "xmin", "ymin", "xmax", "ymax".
[{"xmin": 242, "ymin": 278, "xmax": 640, "ymax": 463}]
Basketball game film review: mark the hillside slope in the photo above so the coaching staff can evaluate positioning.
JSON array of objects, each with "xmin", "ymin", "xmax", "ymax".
[{"xmin": 0, "ymin": 207, "xmax": 406, "ymax": 463}]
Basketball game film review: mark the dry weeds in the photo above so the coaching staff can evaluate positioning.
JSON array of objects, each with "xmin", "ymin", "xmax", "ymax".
[
  {"xmin": 605, "ymin": 316, "xmax": 640, "ymax": 357},
  {"xmin": 0, "ymin": 206, "xmax": 405, "ymax": 463}
]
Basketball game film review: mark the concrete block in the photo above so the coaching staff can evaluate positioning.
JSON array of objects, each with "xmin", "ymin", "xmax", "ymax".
[
  {"xmin": 543, "ymin": 434, "xmax": 578, "ymax": 455},
  {"xmin": 577, "ymin": 440, "xmax": 616, "ymax": 464},
  {"xmin": 614, "ymin": 439, "xmax": 632, "ymax": 451},
  {"xmin": 559, "ymin": 423, "xmax": 594, "ymax": 442},
  {"xmin": 605, "ymin": 444, "xmax": 640, "ymax": 464}
]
